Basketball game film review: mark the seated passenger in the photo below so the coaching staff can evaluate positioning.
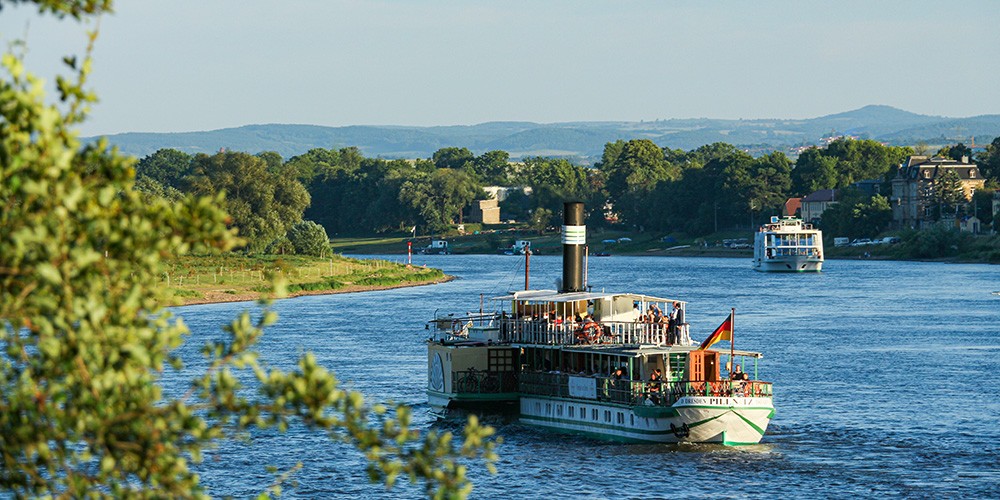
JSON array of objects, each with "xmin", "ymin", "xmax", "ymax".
[{"xmin": 647, "ymin": 368, "xmax": 663, "ymax": 404}]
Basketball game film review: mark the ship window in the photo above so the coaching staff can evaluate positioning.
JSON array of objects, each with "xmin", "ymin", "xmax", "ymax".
[
  {"xmin": 581, "ymin": 407, "xmax": 586, "ymax": 420},
  {"xmin": 488, "ymin": 349, "xmax": 514, "ymax": 373},
  {"xmin": 604, "ymin": 410, "xmax": 611, "ymax": 423},
  {"xmin": 545, "ymin": 403, "xmax": 551, "ymax": 415},
  {"xmin": 630, "ymin": 414, "xmax": 635, "ymax": 426},
  {"xmin": 592, "ymin": 409, "xmax": 598, "ymax": 420},
  {"xmin": 617, "ymin": 412, "xmax": 624, "ymax": 424},
  {"xmin": 569, "ymin": 406, "xmax": 575, "ymax": 418},
  {"xmin": 556, "ymin": 405, "xmax": 562, "ymax": 417}
]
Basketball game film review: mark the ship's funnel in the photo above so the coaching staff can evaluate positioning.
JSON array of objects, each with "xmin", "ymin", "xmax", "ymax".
[{"xmin": 561, "ymin": 201, "xmax": 585, "ymax": 293}]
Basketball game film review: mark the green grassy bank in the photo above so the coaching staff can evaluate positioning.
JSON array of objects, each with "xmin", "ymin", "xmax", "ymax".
[{"xmin": 164, "ymin": 253, "xmax": 448, "ymax": 305}]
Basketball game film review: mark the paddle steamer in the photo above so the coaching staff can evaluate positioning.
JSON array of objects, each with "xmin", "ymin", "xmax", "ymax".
[{"xmin": 426, "ymin": 202, "xmax": 774, "ymax": 445}]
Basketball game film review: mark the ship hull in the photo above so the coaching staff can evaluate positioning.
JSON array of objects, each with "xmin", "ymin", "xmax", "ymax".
[
  {"xmin": 518, "ymin": 395, "xmax": 773, "ymax": 445},
  {"xmin": 753, "ymin": 256, "xmax": 822, "ymax": 272}
]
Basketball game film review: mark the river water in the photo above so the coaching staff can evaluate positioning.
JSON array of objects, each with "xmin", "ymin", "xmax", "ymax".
[{"xmin": 172, "ymin": 254, "xmax": 1000, "ymax": 498}]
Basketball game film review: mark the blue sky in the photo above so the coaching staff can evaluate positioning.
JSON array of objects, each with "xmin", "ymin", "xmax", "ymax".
[{"xmin": 2, "ymin": 0, "xmax": 998, "ymax": 136}]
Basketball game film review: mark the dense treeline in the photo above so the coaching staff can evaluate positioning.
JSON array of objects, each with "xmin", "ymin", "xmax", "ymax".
[{"xmin": 134, "ymin": 136, "xmax": 1000, "ymax": 250}]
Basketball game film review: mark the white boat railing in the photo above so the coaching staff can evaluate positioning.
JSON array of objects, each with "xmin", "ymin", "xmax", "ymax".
[{"xmin": 497, "ymin": 319, "xmax": 689, "ymax": 346}]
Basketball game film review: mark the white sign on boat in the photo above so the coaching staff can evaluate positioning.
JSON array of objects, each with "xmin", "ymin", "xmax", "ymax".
[{"xmin": 568, "ymin": 376, "xmax": 597, "ymax": 399}]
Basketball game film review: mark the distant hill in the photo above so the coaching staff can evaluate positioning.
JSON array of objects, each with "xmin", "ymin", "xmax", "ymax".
[{"xmin": 89, "ymin": 105, "xmax": 1000, "ymax": 162}]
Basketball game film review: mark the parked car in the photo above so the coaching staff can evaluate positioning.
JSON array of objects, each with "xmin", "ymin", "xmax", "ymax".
[
  {"xmin": 602, "ymin": 239, "xmax": 617, "ymax": 244},
  {"xmin": 849, "ymin": 238, "xmax": 873, "ymax": 247},
  {"xmin": 617, "ymin": 237, "xmax": 632, "ymax": 243}
]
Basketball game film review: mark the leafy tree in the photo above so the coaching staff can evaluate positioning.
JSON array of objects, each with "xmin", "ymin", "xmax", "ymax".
[
  {"xmin": 529, "ymin": 208, "xmax": 553, "ymax": 233},
  {"xmin": 791, "ymin": 148, "xmax": 838, "ymax": 194},
  {"xmin": 515, "ymin": 157, "xmax": 591, "ymax": 227},
  {"xmin": 184, "ymin": 151, "xmax": 310, "ymax": 253},
  {"xmin": 471, "ymin": 150, "xmax": 510, "ymax": 185},
  {"xmin": 600, "ymin": 139, "xmax": 678, "ymax": 227},
  {"xmin": 497, "ymin": 188, "xmax": 532, "ymax": 223},
  {"xmin": 134, "ymin": 176, "xmax": 184, "ymax": 203},
  {"xmin": 818, "ymin": 190, "xmax": 890, "ymax": 239},
  {"xmin": 792, "ymin": 139, "xmax": 912, "ymax": 195},
  {"xmin": 0, "ymin": 3, "xmax": 495, "ymax": 497},
  {"xmin": 256, "ymin": 150, "xmax": 284, "ymax": 172},
  {"xmin": 399, "ymin": 168, "xmax": 481, "ymax": 232},
  {"xmin": 851, "ymin": 194, "xmax": 893, "ymax": 238},
  {"xmin": 938, "ymin": 143, "xmax": 972, "ymax": 162},
  {"xmin": 936, "ymin": 168, "xmax": 966, "ymax": 216},
  {"xmin": 432, "ymin": 147, "xmax": 474, "ymax": 170},
  {"xmin": 287, "ymin": 220, "xmax": 330, "ymax": 257},
  {"xmin": 975, "ymin": 136, "xmax": 1000, "ymax": 181},
  {"xmin": 905, "ymin": 225, "xmax": 966, "ymax": 258},
  {"xmin": 971, "ymin": 187, "xmax": 995, "ymax": 227},
  {"xmin": 265, "ymin": 235, "xmax": 295, "ymax": 255},
  {"xmin": 307, "ymin": 155, "xmax": 428, "ymax": 235},
  {"xmin": 135, "ymin": 148, "xmax": 192, "ymax": 188}
]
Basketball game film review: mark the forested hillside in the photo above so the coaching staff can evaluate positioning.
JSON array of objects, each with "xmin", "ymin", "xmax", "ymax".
[{"xmin": 96, "ymin": 106, "xmax": 1000, "ymax": 161}]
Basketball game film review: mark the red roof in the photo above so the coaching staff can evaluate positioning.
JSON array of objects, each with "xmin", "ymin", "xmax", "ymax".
[{"xmin": 784, "ymin": 197, "xmax": 802, "ymax": 216}]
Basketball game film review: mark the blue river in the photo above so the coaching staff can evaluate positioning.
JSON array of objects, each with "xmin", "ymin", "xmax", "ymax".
[{"xmin": 172, "ymin": 254, "xmax": 1000, "ymax": 498}]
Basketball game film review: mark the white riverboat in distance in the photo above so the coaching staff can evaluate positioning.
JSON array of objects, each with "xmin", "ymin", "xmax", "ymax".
[
  {"xmin": 426, "ymin": 202, "xmax": 774, "ymax": 446},
  {"xmin": 753, "ymin": 216, "xmax": 823, "ymax": 272}
]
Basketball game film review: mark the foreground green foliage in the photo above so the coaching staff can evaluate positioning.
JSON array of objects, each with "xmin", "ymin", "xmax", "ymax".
[{"xmin": 0, "ymin": 3, "xmax": 495, "ymax": 498}]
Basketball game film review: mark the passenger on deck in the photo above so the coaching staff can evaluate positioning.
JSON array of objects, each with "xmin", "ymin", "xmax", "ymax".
[
  {"xmin": 649, "ymin": 303, "xmax": 662, "ymax": 321},
  {"xmin": 648, "ymin": 368, "xmax": 663, "ymax": 404},
  {"xmin": 669, "ymin": 301, "xmax": 685, "ymax": 344},
  {"xmin": 731, "ymin": 364, "xmax": 749, "ymax": 381}
]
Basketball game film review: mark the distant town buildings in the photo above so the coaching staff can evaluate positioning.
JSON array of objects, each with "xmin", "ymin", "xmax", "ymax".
[
  {"xmin": 469, "ymin": 198, "xmax": 500, "ymax": 224},
  {"xmin": 890, "ymin": 155, "xmax": 984, "ymax": 229},
  {"xmin": 482, "ymin": 186, "xmax": 532, "ymax": 202},
  {"xmin": 800, "ymin": 189, "xmax": 839, "ymax": 224}
]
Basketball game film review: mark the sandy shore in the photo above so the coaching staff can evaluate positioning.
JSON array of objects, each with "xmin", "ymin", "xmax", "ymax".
[{"xmin": 180, "ymin": 275, "xmax": 456, "ymax": 306}]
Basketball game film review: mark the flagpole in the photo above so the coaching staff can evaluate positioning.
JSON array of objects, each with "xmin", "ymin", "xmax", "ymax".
[{"xmin": 730, "ymin": 307, "xmax": 735, "ymax": 377}]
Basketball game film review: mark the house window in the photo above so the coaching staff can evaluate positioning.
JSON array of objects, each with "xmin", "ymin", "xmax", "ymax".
[{"xmin": 970, "ymin": 169, "xmax": 976, "ymax": 178}]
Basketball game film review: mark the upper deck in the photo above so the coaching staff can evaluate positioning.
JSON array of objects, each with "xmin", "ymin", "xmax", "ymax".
[
  {"xmin": 431, "ymin": 288, "xmax": 703, "ymax": 348},
  {"xmin": 758, "ymin": 216, "xmax": 820, "ymax": 235}
]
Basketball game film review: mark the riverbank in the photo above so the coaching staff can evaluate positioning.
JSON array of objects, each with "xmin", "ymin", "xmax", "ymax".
[
  {"xmin": 333, "ymin": 228, "xmax": 1000, "ymax": 264},
  {"xmin": 165, "ymin": 254, "xmax": 451, "ymax": 305}
]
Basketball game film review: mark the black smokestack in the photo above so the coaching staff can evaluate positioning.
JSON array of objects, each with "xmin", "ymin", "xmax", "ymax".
[{"xmin": 561, "ymin": 201, "xmax": 585, "ymax": 293}]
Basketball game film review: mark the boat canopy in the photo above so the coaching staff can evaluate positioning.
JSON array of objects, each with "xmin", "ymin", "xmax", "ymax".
[{"xmin": 491, "ymin": 289, "xmax": 684, "ymax": 305}]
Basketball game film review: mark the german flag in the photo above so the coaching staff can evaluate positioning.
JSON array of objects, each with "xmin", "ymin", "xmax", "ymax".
[{"xmin": 698, "ymin": 311, "xmax": 733, "ymax": 350}]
